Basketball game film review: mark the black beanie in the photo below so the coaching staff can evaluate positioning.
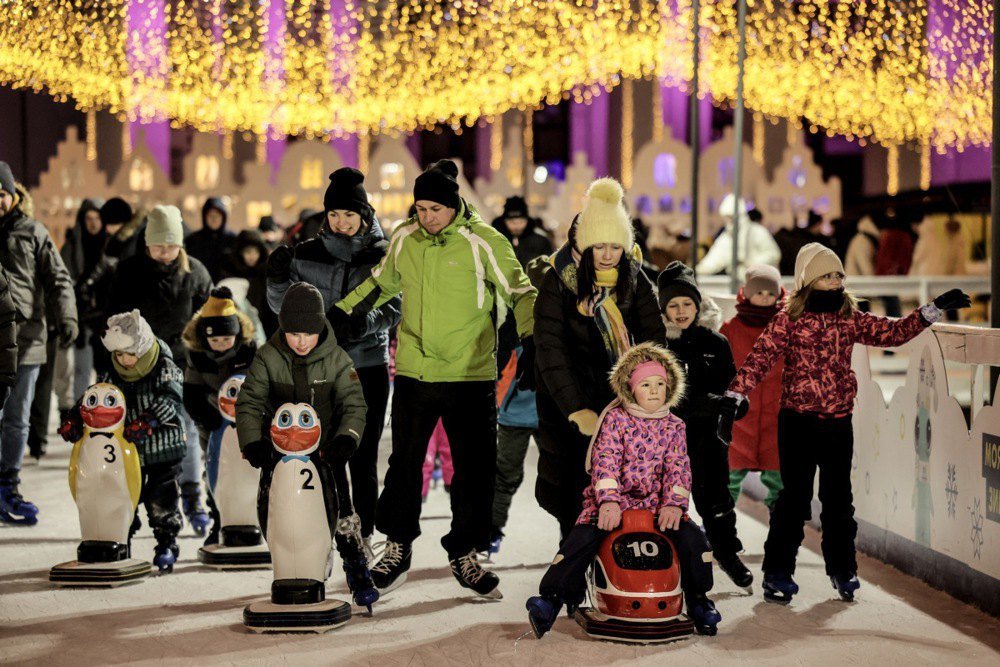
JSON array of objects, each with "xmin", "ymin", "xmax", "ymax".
[
  {"xmin": 258, "ymin": 215, "xmax": 280, "ymax": 233},
  {"xmin": 324, "ymin": 167, "xmax": 373, "ymax": 223},
  {"xmin": 0, "ymin": 162, "xmax": 15, "ymax": 197},
  {"xmin": 657, "ymin": 261, "xmax": 702, "ymax": 312},
  {"xmin": 413, "ymin": 159, "xmax": 461, "ymax": 210},
  {"xmin": 503, "ymin": 196, "xmax": 529, "ymax": 219},
  {"xmin": 279, "ymin": 282, "xmax": 326, "ymax": 335},
  {"xmin": 100, "ymin": 198, "xmax": 134, "ymax": 228}
]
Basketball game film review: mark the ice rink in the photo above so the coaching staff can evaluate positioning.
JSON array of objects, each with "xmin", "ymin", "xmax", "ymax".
[{"xmin": 2, "ymin": 435, "xmax": 998, "ymax": 666}]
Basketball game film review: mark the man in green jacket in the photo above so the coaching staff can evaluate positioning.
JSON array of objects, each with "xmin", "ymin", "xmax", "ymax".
[{"xmin": 335, "ymin": 159, "xmax": 537, "ymax": 598}]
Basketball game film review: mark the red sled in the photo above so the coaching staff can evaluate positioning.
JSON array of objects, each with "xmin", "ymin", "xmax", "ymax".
[{"xmin": 575, "ymin": 509, "xmax": 694, "ymax": 643}]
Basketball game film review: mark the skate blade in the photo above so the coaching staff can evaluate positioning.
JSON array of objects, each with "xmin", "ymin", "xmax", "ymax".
[
  {"xmin": 375, "ymin": 572, "xmax": 407, "ymax": 595},
  {"xmin": 763, "ymin": 592, "xmax": 791, "ymax": 605},
  {"xmin": 475, "ymin": 587, "xmax": 503, "ymax": 600}
]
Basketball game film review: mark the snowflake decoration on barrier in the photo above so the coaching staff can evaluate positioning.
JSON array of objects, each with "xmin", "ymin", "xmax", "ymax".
[
  {"xmin": 945, "ymin": 463, "xmax": 958, "ymax": 519},
  {"xmin": 970, "ymin": 498, "xmax": 984, "ymax": 560}
]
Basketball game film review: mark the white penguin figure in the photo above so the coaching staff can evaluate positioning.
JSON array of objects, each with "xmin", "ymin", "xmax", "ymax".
[
  {"xmin": 265, "ymin": 403, "xmax": 335, "ymax": 583},
  {"xmin": 70, "ymin": 383, "xmax": 142, "ymax": 553},
  {"xmin": 207, "ymin": 377, "xmax": 263, "ymax": 535}
]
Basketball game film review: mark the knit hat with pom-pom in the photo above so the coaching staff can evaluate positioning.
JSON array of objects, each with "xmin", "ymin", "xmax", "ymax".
[
  {"xmin": 575, "ymin": 178, "xmax": 634, "ymax": 251},
  {"xmin": 197, "ymin": 287, "xmax": 242, "ymax": 339},
  {"xmin": 413, "ymin": 159, "xmax": 461, "ymax": 210},
  {"xmin": 324, "ymin": 167, "xmax": 374, "ymax": 224}
]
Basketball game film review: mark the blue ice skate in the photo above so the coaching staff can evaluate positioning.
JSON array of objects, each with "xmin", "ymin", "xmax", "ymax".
[
  {"xmin": 762, "ymin": 572, "xmax": 799, "ymax": 604},
  {"xmin": 830, "ymin": 573, "xmax": 860, "ymax": 602},
  {"xmin": 687, "ymin": 593, "xmax": 722, "ymax": 636},
  {"xmin": 0, "ymin": 480, "xmax": 38, "ymax": 526},
  {"xmin": 526, "ymin": 595, "xmax": 560, "ymax": 638}
]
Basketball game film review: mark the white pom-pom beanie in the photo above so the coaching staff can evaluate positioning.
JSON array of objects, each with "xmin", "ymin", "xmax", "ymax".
[{"xmin": 575, "ymin": 178, "xmax": 634, "ymax": 251}]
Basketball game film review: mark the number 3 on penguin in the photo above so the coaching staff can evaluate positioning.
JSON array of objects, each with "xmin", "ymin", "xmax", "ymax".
[
  {"xmin": 300, "ymin": 468, "xmax": 315, "ymax": 490},
  {"xmin": 103, "ymin": 444, "xmax": 117, "ymax": 463}
]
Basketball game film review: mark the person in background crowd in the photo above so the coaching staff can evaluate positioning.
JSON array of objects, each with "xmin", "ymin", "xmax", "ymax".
[
  {"xmin": 220, "ymin": 229, "xmax": 276, "ymax": 337},
  {"xmin": 257, "ymin": 215, "xmax": 285, "ymax": 251},
  {"xmin": 0, "ymin": 265, "xmax": 16, "ymax": 413},
  {"xmin": 696, "ymin": 195, "xmax": 781, "ymax": 277},
  {"xmin": 0, "ymin": 163, "xmax": 77, "ymax": 525},
  {"xmin": 874, "ymin": 210, "xmax": 915, "ymax": 319},
  {"xmin": 108, "ymin": 204, "xmax": 213, "ymax": 536},
  {"xmin": 185, "ymin": 197, "xmax": 236, "ymax": 282}
]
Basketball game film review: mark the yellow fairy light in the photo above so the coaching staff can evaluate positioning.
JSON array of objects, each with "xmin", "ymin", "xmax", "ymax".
[
  {"xmin": 359, "ymin": 133, "xmax": 370, "ymax": 174},
  {"xmin": 920, "ymin": 141, "xmax": 931, "ymax": 191},
  {"xmin": 522, "ymin": 109, "xmax": 533, "ymax": 171},
  {"xmin": 222, "ymin": 133, "xmax": 234, "ymax": 160},
  {"xmin": 489, "ymin": 119, "xmax": 502, "ymax": 173},
  {"xmin": 255, "ymin": 135, "xmax": 267, "ymax": 165},
  {"xmin": 86, "ymin": 111, "xmax": 97, "ymax": 162},
  {"xmin": 621, "ymin": 79, "xmax": 634, "ymax": 189},
  {"xmin": 887, "ymin": 144, "xmax": 899, "ymax": 196},
  {"xmin": 121, "ymin": 122, "xmax": 132, "ymax": 160},
  {"xmin": 651, "ymin": 78, "xmax": 663, "ymax": 144},
  {"xmin": 752, "ymin": 113, "xmax": 765, "ymax": 166}
]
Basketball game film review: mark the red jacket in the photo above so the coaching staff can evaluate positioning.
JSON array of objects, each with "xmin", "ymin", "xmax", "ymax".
[
  {"xmin": 720, "ymin": 296, "xmax": 783, "ymax": 471},
  {"xmin": 730, "ymin": 307, "xmax": 928, "ymax": 417}
]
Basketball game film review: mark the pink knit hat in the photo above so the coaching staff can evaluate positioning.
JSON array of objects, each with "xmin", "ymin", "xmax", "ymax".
[{"xmin": 629, "ymin": 361, "xmax": 668, "ymax": 393}]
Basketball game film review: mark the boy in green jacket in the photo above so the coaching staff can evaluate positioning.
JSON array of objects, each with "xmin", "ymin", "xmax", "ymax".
[
  {"xmin": 235, "ymin": 282, "xmax": 376, "ymax": 610},
  {"xmin": 334, "ymin": 160, "xmax": 537, "ymax": 598}
]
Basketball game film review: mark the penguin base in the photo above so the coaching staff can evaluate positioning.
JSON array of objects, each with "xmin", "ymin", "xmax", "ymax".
[
  {"xmin": 198, "ymin": 543, "xmax": 272, "ymax": 569},
  {"xmin": 243, "ymin": 599, "xmax": 351, "ymax": 633},
  {"xmin": 574, "ymin": 607, "xmax": 694, "ymax": 644},
  {"xmin": 49, "ymin": 559, "xmax": 151, "ymax": 587}
]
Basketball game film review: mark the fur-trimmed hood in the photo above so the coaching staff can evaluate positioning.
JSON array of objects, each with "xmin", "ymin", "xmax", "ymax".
[
  {"xmin": 664, "ymin": 294, "xmax": 722, "ymax": 339},
  {"xmin": 608, "ymin": 341, "xmax": 685, "ymax": 410},
  {"xmin": 182, "ymin": 306, "xmax": 256, "ymax": 351}
]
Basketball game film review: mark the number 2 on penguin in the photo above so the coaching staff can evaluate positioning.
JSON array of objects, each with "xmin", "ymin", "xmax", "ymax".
[{"xmin": 300, "ymin": 468, "xmax": 315, "ymax": 490}]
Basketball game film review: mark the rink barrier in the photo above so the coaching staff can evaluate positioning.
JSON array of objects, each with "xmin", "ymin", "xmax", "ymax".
[{"xmin": 738, "ymin": 324, "xmax": 999, "ymax": 615}]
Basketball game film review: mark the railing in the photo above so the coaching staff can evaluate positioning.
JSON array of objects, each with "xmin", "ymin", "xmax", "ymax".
[{"xmin": 698, "ymin": 275, "xmax": 991, "ymax": 305}]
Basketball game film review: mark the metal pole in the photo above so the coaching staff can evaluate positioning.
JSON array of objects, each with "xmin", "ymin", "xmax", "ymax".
[
  {"xmin": 991, "ymin": 0, "xmax": 999, "ymax": 396},
  {"xmin": 689, "ymin": 0, "xmax": 701, "ymax": 271},
  {"xmin": 730, "ymin": 0, "xmax": 748, "ymax": 294}
]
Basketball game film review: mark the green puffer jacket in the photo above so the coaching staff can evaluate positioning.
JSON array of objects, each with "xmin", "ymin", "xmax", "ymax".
[
  {"xmin": 235, "ymin": 322, "xmax": 367, "ymax": 459},
  {"xmin": 337, "ymin": 199, "xmax": 536, "ymax": 382}
]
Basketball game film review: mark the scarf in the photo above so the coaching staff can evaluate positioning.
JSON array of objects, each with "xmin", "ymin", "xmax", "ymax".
[
  {"xmin": 735, "ymin": 299, "xmax": 781, "ymax": 328},
  {"xmin": 113, "ymin": 340, "xmax": 161, "ymax": 382},
  {"xmin": 584, "ymin": 398, "xmax": 674, "ymax": 472},
  {"xmin": 806, "ymin": 288, "xmax": 846, "ymax": 313},
  {"xmin": 577, "ymin": 268, "xmax": 632, "ymax": 362}
]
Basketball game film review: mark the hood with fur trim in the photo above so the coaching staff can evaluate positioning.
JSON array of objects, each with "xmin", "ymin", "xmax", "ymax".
[
  {"xmin": 182, "ymin": 305, "xmax": 256, "ymax": 352},
  {"xmin": 664, "ymin": 294, "xmax": 722, "ymax": 339},
  {"xmin": 608, "ymin": 342, "xmax": 685, "ymax": 410}
]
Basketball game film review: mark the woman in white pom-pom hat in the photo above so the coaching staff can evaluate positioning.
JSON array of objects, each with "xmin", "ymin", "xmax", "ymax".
[{"xmin": 533, "ymin": 177, "xmax": 665, "ymax": 542}]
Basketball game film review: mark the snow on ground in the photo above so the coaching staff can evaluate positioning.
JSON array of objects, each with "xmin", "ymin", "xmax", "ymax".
[{"xmin": 1, "ymin": 432, "xmax": 998, "ymax": 666}]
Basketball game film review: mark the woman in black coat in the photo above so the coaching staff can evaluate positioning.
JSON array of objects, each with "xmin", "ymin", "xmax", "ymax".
[{"xmin": 533, "ymin": 179, "xmax": 664, "ymax": 538}]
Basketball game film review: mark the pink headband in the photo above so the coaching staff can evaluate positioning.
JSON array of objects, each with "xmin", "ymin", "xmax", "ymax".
[{"xmin": 629, "ymin": 361, "xmax": 668, "ymax": 392}]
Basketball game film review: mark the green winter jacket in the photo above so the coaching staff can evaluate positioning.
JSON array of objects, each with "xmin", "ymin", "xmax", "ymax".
[
  {"xmin": 235, "ymin": 322, "xmax": 367, "ymax": 459},
  {"xmin": 337, "ymin": 200, "xmax": 537, "ymax": 382}
]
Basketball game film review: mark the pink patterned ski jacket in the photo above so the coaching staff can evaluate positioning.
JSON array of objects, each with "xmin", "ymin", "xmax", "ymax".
[{"xmin": 729, "ymin": 308, "xmax": 928, "ymax": 417}]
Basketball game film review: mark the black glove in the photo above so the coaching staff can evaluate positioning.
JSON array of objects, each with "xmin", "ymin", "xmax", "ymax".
[
  {"xmin": 347, "ymin": 313, "xmax": 370, "ymax": 339},
  {"xmin": 0, "ymin": 385, "xmax": 9, "ymax": 412},
  {"xmin": 58, "ymin": 409, "xmax": 85, "ymax": 443},
  {"xmin": 242, "ymin": 439, "xmax": 272, "ymax": 469},
  {"xmin": 716, "ymin": 396, "xmax": 743, "ymax": 447},
  {"xmin": 515, "ymin": 336, "xmax": 536, "ymax": 392},
  {"xmin": 933, "ymin": 289, "xmax": 972, "ymax": 312},
  {"xmin": 327, "ymin": 305, "xmax": 351, "ymax": 343},
  {"xmin": 123, "ymin": 414, "xmax": 157, "ymax": 446},
  {"xmin": 57, "ymin": 321, "xmax": 79, "ymax": 349},
  {"xmin": 266, "ymin": 245, "xmax": 294, "ymax": 281}
]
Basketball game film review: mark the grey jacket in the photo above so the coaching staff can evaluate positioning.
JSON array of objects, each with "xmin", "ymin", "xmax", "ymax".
[
  {"xmin": 0, "ymin": 202, "xmax": 77, "ymax": 366},
  {"xmin": 267, "ymin": 220, "xmax": 400, "ymax": 369}
]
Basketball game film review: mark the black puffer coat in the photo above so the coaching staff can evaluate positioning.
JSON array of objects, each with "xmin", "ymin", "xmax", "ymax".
[
  {"xmin": 664, "ymin": 312, "xmax": 737, "ymax": 429},
  {"xmin": 533, "ymin": 243, "xmax": 664, "ymax": 529}
]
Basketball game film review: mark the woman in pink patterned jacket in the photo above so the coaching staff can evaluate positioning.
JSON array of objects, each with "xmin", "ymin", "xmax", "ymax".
[
  {"xmin": 720, "ymin": 243, "xmax": 971, "ymax": 604},
  {"xmin": 526, "ymin": 342, "xmax": 720, "ymax": 638}
]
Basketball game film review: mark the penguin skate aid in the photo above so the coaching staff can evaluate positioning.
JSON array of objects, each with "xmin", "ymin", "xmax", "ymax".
[
  {"xmin": 526, "ymin": 343, "xmax": 720, "ymax": 642},
  {"xmin": 198, "ymin": 375, "xmax": 271, "ymax": 569},
  {"xmin": 235, "ymin": 283, "xmax": 377, "ymax": 627},
  {"xmin": 50, "ymin": 383, "xmax": 151, "ymax": 586}
]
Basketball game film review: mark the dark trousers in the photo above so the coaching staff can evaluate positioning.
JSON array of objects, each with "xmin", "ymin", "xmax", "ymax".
[
  {"xmin": 129, "ymin": 461, "xmax": 183, "ymax": 546},
  {"xmin": 350, "ymin": 364, "xmax": 390, "ymax": 538},
  {"xmin": 763, "ymin": 410, "xmax": 857, "ymax": 577},
  {"xmin": 539, "ymin": 519, "xmax": 714, "ymax": 607},
  {"xmin": 687, "ymin": 421, "xmax": 742, "ymax": 556},
  {"xmin": 376, "ymin": 376, "xmax": 497, "ymax": 558},
  {"xmin": 492, "ymin": 424, "xmax": 536, "ymax": 529},
  {"xmin": 27, "ymin": 337, "xmax": 58, "ymax": 455}
]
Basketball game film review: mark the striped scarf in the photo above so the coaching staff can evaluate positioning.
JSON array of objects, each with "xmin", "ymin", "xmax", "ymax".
[{"xmin": 578, "ymin": 268, "xmax": 632, "ymax": 363}]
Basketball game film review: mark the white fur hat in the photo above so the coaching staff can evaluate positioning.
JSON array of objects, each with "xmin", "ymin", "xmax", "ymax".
[
  {"xmin": 103, "ymin": 310, "xmax": 155, "ymax": 357},
  {"xmin": 575, "ymin": 178, "xmax": 634, "ymax": 251}
]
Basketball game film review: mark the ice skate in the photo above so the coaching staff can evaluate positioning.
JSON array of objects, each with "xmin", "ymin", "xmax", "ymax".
[
  {"xmin": 181, "ymin": 483, "xmax": 211, "ymax": 537},
  {"xmin": 686, "ymin": 593, "xmax": 721, "ymax": 636},
  {"xmin": 525, "ymin": 595, "xmax": 559, "ymax": 638},
  {"xmin": 762, "ymin": 572, "xmax": 799, "ymax": 604},
  {"xmin": 0, "ymin": 479, "xmax": 39, "ymax": 526},
  {"xmin": 830, "ymin": 573, "xmax": 860, "ymax": 602},
  {"xmin": 716, "ymin": 552, "xmax": 754, "ymax": 592},
  {"xmin": 336, "ymin": 514, "xmax": 380, "ymax": 614},
  {"xmin": 153, "ymin": 542, "xmax": 179, "ymax": 573},
  {"xmin": 370, "ymin": 540, "xmax": 411, "ymax": 593},
  {"xmin": 449, "ymin": 550, "xmax": 502, "ymax": 599}
]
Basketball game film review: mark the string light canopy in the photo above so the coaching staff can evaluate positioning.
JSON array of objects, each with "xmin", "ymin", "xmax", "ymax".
[{"xmin": 0, "ymin": 0, "xmax": 991, "ymax": 151}]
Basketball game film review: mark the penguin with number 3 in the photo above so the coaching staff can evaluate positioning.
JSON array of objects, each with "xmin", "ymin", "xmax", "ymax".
[
  {"xmin": 50, "ymin": 383, "xmax": 151, "ymax": 586},
  {"xmin": 198, "ymin": 375, "xmax": 271, "ymax": 568},
  {"xmin": 244, "ymin": 403, "xmax": 351, "ymax": 632}
]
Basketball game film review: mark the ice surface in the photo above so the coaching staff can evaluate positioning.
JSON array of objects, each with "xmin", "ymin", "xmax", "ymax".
[{"xmin": 1, "ymin": 432, "xmax": 998, "ymax": 666}]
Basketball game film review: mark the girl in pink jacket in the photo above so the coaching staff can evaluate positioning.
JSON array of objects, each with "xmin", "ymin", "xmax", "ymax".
[{"xmin": 526, "ymin": 343, "xmax": 719, "ymax": 638}]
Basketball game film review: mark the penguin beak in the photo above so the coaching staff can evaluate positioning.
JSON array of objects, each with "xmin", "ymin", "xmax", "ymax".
[
  {"xmin": 269, "ymin": 425, "xmax": 321, "ymax": 453},
  {"xmin": 82, "ymin": 406, "xmax": 125, "ymax": 429},
  {"xmin": 219, "ymin": 396, "xmax": 237, "ymax": 420}
]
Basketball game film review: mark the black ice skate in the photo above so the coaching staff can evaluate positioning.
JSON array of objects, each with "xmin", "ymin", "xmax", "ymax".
[
  {"xmin": 830, "ymin": 572, "xmax": 860, "ymax": 602},
  {"xmin": 525, "ymin": 595, "xmax": 560, "ymax": 638},
  {"xmin": 686, "ymin": 593, "xmax": 722, "ymax": 636},
  {"xmin": 449, "ymin": 550, "xmax": 502, "ymax": 599},
  {"xmin": 153, "ymin": 542, "xmax": 179, "ymax": 573},
  {"xmin": 762, "ymin": 572, "xmax": 799, "ymax": 604},
  {"xmin": 370, "ymin": 540, "xmax": 412, "ymax": 593},
  {"xmin": 716, "ymin": 552, "xmax": 754, "ymax": 592},
  {"xmin": 335, "ymin": 513, "xmax": 380, "ymax": 614},
  {"xmin": 181, "ymin": 483, "xmax": 211, "ymax": 537}
]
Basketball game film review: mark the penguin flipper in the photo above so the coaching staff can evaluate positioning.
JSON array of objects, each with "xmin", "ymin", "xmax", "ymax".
[
  {"xmin": 68, "ymin": 439, "xmax": 83, "ymax": 502},
  {"xmin": 121, "ymin": 437, "xmax": 143, "ymax": 510},
  {"xmin": 313, "ymin": 456, "xmax": 341, "ymax": 538}
]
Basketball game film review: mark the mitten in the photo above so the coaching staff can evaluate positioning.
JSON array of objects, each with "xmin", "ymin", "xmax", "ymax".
[
  {"xmin": 242, "ymin": 439, "xmax": 272, "ymax": 469},
  {"xmin": 569, "ymin": 409, "xmax": 600, "ymax": 437},
  {"xmin": 58, "ymin": 409, "xmax": 85, "ymax": 443},
  {"xmin": 266, "ymin": 245, "xmax": 294, "ymax": 281}
]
